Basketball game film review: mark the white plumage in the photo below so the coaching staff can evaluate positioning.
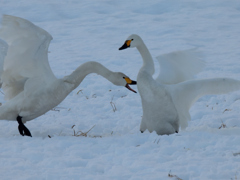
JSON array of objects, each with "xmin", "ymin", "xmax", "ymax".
[
  {"xmin": 156, "ymin": 49, "xmax": 205, "ymax": 84},
  {"xmin": 119, "ymin": 34, "xmax": 240, "ymax": 135},
  {"xmin": 0, "ymin": 15, "xmax": 136, "ymax": 136},
  {"xmin": 0, "ymin": 38, "xmax": 8, "ymax": 82}
]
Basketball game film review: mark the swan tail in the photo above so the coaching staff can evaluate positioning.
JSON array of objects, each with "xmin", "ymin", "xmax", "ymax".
[{"xmin": 156, "ymin": 49, "xmax": 205, "ymax": 84}]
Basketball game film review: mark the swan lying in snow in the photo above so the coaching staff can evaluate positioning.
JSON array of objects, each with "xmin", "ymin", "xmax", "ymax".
[
  {"xmin": 119, "ymin": 34, "xmax": 240, "ymax": 135},
  {"xmin": 0, "ymin": 15, "xmax": 137, "ymax": 137}
]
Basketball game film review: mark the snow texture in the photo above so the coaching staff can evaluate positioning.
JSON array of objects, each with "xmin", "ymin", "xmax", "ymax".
[{"xmin": 0, "ymin": 0, "xmax": 240, "ymax": 179}]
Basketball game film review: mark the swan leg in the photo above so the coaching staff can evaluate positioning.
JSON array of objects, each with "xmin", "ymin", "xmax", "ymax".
[{"xmin": 17, "ymin": 116, "xmax": 32, "ymax": 137}]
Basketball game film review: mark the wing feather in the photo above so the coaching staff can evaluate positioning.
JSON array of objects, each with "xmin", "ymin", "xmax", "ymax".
[
  {"xmin": 0, "ymin": 39, "xmax": 8, "ymax": 80},
  {"xmin": 0, "ymin": 15, "xmax": 56, "ymax": 100},
  {"xmin": 156, "ymin": 49, "xmax": 205, "ymax": 84},
  {"xmin": 169, "ymin": 78, "xmax": 240, "ymax": 129}
]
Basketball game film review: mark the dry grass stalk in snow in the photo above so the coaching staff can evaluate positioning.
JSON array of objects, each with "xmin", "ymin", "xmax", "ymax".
[
  {"xmin": 168, "ymin": 171, "xmax": 183, "ymax": 180},
  {"xmin": 222, "ymin": 109, "xmax": 232, "ymax": 113},
  {"xmin": 77, "ymin": 89, "xmax": 89, "ymax": 99},
  {"xmin": 110, "ymin": 96, "xmax": 117, "ymax": 112},
  {"xmin": 72, "ymin": 125, "xmax": 96, "ymax": 137},
  {"xmin": 77, "ymin": 89, "xmax": 83, "ymax": 95},
  {"xmin": 51, "ymin": 106, "xmax": 68, "ymax": 112},
  {"xmin": 219, "ymin": 120, "xmax": 227, "ymax": 129}
]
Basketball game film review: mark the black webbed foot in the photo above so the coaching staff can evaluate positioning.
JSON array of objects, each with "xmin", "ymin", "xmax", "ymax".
[{"xmin": 17, "ymin": 116, "xmax": 32, "ymax": 137}]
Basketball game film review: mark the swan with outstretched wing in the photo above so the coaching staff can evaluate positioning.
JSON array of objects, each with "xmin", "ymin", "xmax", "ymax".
[
  {"xmin": 0, "ymin": 15, "xmax": 137, "ymax": 137},
  {"xmin": 119, "ymin": 34, "xmax": 240, "ymax": 135}
]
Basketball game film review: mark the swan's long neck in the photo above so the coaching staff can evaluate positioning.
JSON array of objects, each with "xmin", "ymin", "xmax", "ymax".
[
  {"xmin": 137, "ymin": 41, "xmax": 155, "ymax": 75},
  {"xmin": 63, "ymin": 61, "xmax": 115, "ymax": 89}
]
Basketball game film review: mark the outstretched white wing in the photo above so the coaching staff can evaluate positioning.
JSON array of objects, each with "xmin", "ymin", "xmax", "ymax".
[
  {"xmin": 155, "ymin": 49, "xmax": 205, "ymax": 84},
  {"xmin": 169, "ymin": 78, "xmax": 240, "ymax": 129},
  {"xmin": 0, "ymin": 39, "xmax": 8, "ymax": 80},
  {"xmin": 0, "ymin": 15, "xmax": 56, "ymax": 100}
]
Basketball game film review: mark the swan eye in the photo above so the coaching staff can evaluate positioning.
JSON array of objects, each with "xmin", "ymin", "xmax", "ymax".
[{"xmin": 131, "ymin": 39, "xmax": 134, "ymax": 41}]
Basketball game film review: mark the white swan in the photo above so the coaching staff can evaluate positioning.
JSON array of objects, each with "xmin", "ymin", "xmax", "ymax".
[
  {"xmin": 119, "ymin": 34, "xmax": 240, "ymax": 135},
  {"xmin": 0, "ymin": 15, "xmax": 137, "ymax": 137}
]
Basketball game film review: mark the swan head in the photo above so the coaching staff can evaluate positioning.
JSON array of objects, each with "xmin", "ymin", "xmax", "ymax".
[
  {"xmin": 113, "ymin": 72, "xmax": 137, "ymax": 93},
  {"xmin": 119, "ymin": 34, "xmax": 142, "ymax": 50}
]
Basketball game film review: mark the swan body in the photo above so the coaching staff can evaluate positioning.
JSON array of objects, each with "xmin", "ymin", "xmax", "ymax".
[
  {"xmin": 119, "ymin": 34, "xmax": 240, "ymax": 135},
  {"xmin": 0, "ymin": 15, "xmax": 136, "ymax": 136}
]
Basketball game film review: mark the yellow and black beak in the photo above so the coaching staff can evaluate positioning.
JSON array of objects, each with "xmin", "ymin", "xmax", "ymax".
[
  {"xmin": 124, "ymin": 77, "xmax": 137, "ymax": 93},
  {"xmin": 119, "ymin": 40, "xmax": 132, "ymax": 50}
]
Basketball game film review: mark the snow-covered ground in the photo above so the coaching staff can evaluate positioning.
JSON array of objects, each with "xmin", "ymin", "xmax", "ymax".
[{"xmin": 0, "ymin": 0, "xmax": 240, "ymax": 179}]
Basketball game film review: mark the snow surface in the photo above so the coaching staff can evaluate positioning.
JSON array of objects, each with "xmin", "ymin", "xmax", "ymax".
[{"xmin": 0, "ymin": 0, "xmax": 240, "ymax": 179}]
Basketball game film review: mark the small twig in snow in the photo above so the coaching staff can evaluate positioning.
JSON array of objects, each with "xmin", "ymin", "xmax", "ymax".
[
  {"xmin": 168, "ymin": 170, "xmax": 183, "ymax": 180},
  {"xmin": 222, "ymin": 109, "xmax": 232, "ymax": 113},
  {"xmin": 110, "ymin": 96, "xmax": 117, "ymax": 112},
  {"xmin": 72, "ymin": 125, "xmax": 96, "ymax": 137},
  {"xmin": 219, "ymin": 120, "xmax": 227, "ymax": 129},
  {"xmin": 77, "ymin": 89, "xmax": 83, "ymax": 94},
  {"xmin": 77, "ymin": 89, "xmax": 89, "ymax": 99}
]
